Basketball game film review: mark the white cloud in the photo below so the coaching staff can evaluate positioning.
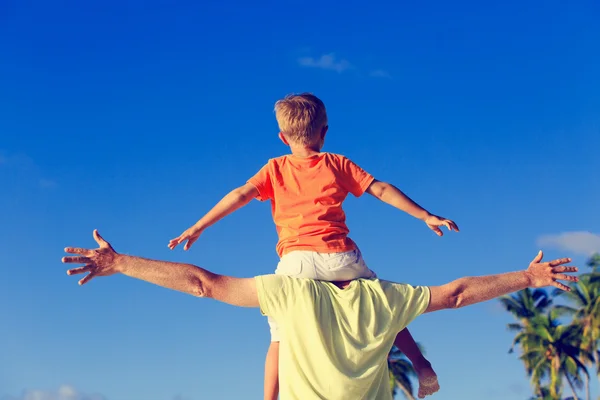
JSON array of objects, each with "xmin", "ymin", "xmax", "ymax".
[
  {"xmin": 537, "ymin": 231, "xmax": 600, "ymax": 256},
  {"xmin": 298, "ymin": 53, "xmax": 352, "ymax": 73},
  {"xmin": 1, "ymin": 385, "xmax": 105, "ymax": 400},
  {"xmin": 369, "ymin": 69, "xmax": 391, "ymax": 78}
]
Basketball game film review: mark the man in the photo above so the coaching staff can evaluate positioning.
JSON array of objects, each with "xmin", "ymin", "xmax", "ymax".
[{"xmin": 63, "ymin": 230, "xmax": 578, "ymax": 400}]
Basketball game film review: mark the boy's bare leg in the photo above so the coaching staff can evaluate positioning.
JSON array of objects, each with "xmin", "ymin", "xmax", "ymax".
[
  {"xmin": 394, "ymin": 328, "xmax": 440, "ymax": 398},
  {"xmin": 264, "ymin": 342, "xmax": 280, "ymax": 400}
]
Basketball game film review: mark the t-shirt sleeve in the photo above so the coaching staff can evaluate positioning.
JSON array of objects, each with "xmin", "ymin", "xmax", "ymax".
[
  {"xmin": 247, "ymin": 163, "xmax": 274, "ymax": 201},
  {"xmin": 338, "ymin": 156, "xmax": 375, "ymax": 197},
  {"xmin": 382, "ymin": 281, "xmax": 431, "ymax": 331},
  {"xmin": 255, "ymin": 275, "xmax": 295, "ymax": 319}
]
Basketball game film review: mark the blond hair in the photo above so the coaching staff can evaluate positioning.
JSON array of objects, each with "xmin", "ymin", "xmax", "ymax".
[{"xmin": 274, "ymin": 93, "xmax": 328, "ymax": 146}]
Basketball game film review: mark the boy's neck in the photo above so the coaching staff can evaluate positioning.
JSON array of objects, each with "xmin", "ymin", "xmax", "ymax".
[{"xmin": 289, "ymin": 144, "xmax": 322, "ymax": 159}]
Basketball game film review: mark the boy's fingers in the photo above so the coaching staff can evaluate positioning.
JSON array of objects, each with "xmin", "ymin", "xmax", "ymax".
[
  {"xmin": 169, "ymin": 236, "xmax": 185, "ymax": 246},
  {"xmin": 184, "ymin": 237, "xmax": 199, "ymax": 250},
  {"xmin": 430, "ymin": 226, "xmax": 443, "ymax": 236}
]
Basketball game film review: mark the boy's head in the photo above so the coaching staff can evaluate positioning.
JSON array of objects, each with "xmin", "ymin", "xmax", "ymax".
[{"xmin": 274, "ymin": 93, "xmax": 328, "ymax": 148}]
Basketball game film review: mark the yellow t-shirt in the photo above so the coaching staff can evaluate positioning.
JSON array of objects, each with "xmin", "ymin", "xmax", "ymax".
[{"xmin": 255, "ymin": 275, "xmax": 431, "ymax": 400}]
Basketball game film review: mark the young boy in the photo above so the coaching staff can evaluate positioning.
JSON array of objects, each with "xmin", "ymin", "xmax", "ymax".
[{"xmin": 168, "ymin": 93, "xmax": 459, "ymax": 399}]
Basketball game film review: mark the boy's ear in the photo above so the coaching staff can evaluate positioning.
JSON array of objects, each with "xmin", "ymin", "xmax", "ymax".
[{"xmin": 278, "ymin": 132, "xmax": 290, "ymax": 145}]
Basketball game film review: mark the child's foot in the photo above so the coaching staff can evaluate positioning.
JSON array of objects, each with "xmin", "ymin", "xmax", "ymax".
[{"xmin": 413, "ymin": 359, "xmax": 440, "ymax": 398}]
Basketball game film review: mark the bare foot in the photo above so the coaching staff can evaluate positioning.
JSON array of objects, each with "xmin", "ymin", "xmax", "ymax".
[{"xmin": 414, "ymin": 359, "xmax": 440, "ymax": 398}]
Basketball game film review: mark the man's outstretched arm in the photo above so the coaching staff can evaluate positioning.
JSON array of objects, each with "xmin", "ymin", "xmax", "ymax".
[
  {"xmin": 425, "ymin": 251, "xmax": 578, "ymax": 313},
  {"xmin": 63, "ymin": 230, "xmax": 259, "ymax": 308}
]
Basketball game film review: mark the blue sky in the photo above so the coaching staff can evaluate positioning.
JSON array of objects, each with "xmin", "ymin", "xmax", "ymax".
[{"xmin": 1, "ymin": 0, "xmax": 599, "ymax": 399}]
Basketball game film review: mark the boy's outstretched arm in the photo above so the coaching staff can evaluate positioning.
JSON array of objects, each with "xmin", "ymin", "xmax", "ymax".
[
  {"xmin": 366, "ymin": 179, "xmax": 459, "ymax": 236},
  {"xmin": 168, "ymin": 182, "xmax": 259, "ymax": 250}
]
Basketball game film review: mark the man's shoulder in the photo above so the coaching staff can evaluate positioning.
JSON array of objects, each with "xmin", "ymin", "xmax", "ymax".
[{"xmin": 256, "ymin": 275, "xmax": 419, "ymax": 298}]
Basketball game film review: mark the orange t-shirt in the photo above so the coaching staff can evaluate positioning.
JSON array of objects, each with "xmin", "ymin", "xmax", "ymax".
[{"xmin": 248, "ymin": 152, "xmax": 375, "ymax": 257}]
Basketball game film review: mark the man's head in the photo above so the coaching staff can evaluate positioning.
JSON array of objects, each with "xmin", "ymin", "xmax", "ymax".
[{"xmin": 274, "ymin": 93, "xmax": 328, "ymax": 149}]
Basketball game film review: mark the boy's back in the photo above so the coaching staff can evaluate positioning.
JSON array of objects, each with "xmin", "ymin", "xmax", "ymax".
[{"xmin": 248, "ymin": 153, "xmax": 374, "ymax": 257}]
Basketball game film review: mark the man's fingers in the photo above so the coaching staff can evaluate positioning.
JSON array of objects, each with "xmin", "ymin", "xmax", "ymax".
[
  {"xmin": 93, "ymin": 229, "xmax": 110, "ymax": 248},
  {"xmin": 78, "ymin": 272, "xmax": 96, "ymax": 286},
  {"xmin": 67, "ymin": 265, "xmax": 93, "ymax": 275},
  {"xmin": 62, "ymin": 256, "xmax": 91, "ymax": 264},
  {"xmin": 552, "ymin": 266, "xmax": 578, "ymax": 273},
  {"xmin": 549, "ymin": 257, "xmax": 572, "ymax": 267},
  {"xmin": 553, "ymin": 273, "xmax": 579, "ymax": 283},
  {"xmin": 443, "ymin": 221, "xmax": 452, "ymax": 231},
  {"xmin": 449, "ymin": 221, "xmax": 459, "ymax": 232},
  {"xmin": 64, "ymin": 247, "xmax": 91, "ymax": 255},
  {"xmin": 553, "ymin": 280, "xmax": 571, "ymax": 292},
  {"xmin": 532, "ymin": 250, "xmax": 543, "ymax": 264}
]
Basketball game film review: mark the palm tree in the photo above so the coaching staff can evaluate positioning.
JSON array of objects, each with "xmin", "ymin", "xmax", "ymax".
[
  {"xmin": 528, "ymin": 386, "xmax": 577, "ymax": 399},
  {"xmin": 388, "ymin": 345, "xmax": 417, "ymax": 400},
  {"xmin": 516, "ymin": 310, "xmax": 591, "ymax": 399},
  {"xmin": 500, "ymin": 288, "xmax": 553, "ymax": 353},
  {"xmin": 553, "ymin": 273, "xmax": 600, "ymax": 400},
  {"xmin": 503, "ymin": 256, "xmax": 600, "ymax": 399}
]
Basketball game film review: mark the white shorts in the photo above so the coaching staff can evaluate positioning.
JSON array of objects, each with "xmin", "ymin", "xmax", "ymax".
[{"xmin": 268, "ymin": 248, "xmax": 376, "ymax": 342}]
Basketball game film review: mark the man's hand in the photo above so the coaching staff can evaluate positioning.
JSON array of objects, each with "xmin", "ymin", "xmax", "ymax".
[
  {"xmin": 526, "ymin": 251, "xmax": 578, "ymax": 291},
  {"xmin": 424, "ymin": 214, "xmax": 459, "ymax": 236},
  {"xmin": 168, "ymin": 225, "xmax": 203, "ymax": 251},
  {"xmin": 62, "ymin": 229, "xmax": 121, "ymax": 285}
]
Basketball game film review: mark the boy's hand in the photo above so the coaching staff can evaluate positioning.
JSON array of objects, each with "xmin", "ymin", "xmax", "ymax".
[
  {"xmin": 424, "ymin": 214, "xmax": 459, "ymax": 236},
  {"xmin": 168, "ymin": 225, "xmax": 204, "ymax": 251}
]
